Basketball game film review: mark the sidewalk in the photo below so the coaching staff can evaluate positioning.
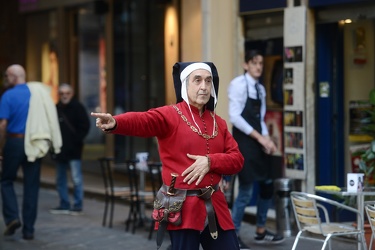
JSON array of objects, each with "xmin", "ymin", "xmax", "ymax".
[{"xmin": 0, "ymin": 163, "xmax": 359, "ymax": 250}]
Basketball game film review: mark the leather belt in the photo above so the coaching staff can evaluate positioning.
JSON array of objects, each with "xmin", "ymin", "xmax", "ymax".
[
  {"xmin": 196, "ymin": 186, "xmax": 218, "ymax": 240},
  {"xmin": 161, "ymin": 184, "xmax": 219, "ymax": 196},
  {"xmin": 7, "ymin": 133, "xmax": 25, "ymax": 138},
  {"xmin": 160, "ymin": 184, "xmax": 219, "ymax": 239}
]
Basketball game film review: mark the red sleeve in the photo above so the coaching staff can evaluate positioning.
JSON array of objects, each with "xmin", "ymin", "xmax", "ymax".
[
  {"xmin": 208, "ymin": 117, "xmax": 244, "ymax": 175},
  {"xmin": 110, "ymin": 106, "xmax": 176, "ymax": 138}
]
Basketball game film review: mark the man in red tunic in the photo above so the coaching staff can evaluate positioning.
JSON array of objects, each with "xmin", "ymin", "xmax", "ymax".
[{"xmin": 92, "ymin": 62, "xmax": 244, "ymax": 250}]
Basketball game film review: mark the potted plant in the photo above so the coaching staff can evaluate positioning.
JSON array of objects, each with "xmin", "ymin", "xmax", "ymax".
[
  {"xmin": 357, "ymin": 89, "xmax": 375, "ymax": 187},
  {"xmin": 351, "ymin": 89, "xmax": 375, "ymax": 246},
  {"xmin": 357, "ymin": 141, "xmax": 375, "ymax": 187}
]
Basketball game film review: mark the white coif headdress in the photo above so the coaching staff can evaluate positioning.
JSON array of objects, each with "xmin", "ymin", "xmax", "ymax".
[{"xmin": 179, "ymin": 62, "xmax": 217, "ymax": 136}]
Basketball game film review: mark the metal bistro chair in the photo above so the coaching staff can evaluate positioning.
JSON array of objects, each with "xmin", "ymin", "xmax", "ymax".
[
  {"xmin": 222, "ymin": 175, "xmax": 236, "ymax": 209},
  {"xmin": 98, "ymin": 157, "xmax": 131, "ymax": 228},
  {"xmin": 291, "ymin": 191, "xmax": 366, "ymax": 250},
  {"xmin": 147, "ymin": 162, "xmax": 163, "ymax": 239},
  {"xmin": 365, "ymin": 203, "xmax": 375, "ymax": 250}
]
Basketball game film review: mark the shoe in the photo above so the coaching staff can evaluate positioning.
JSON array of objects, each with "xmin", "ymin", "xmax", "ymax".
[
  {"xmin": 23, "ymin": 234, "xmax": 34, "ymax": 240},
  {"xmin": 254, "ymin": 230, "xmax": 284, "ymax": 244},
  {"xmin": 238, "ymin": 237, "xmax": 251, "ymax": 250},
  {"xmin": 4, "ymin": 219, "xmax": 21, "ymax": 236},
  {"xmin": 69, "ymin": 208, "xmax": 83, "ymax": 215},
  {"xmin": 49, "ymin": 207, "xmax": 70, "ymax": 215}
]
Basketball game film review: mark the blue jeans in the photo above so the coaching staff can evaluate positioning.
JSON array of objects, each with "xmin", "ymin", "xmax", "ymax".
[
  {"xmin": 1, "ymin": 137, "xmax": 41, "ymax": 236},
  {"xmin": 56, "ymin": 160, "xmax": 83, "ymax": 210},
  {"xmin": 231, "ymin": 180, "xmax": 272, "ymax": 233}
]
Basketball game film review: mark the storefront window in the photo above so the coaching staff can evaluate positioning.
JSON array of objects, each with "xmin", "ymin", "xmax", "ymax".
[
  {"xmin": 113, "ymin": 0, "xmax": 165, "ymax": 161},
  {"xmin": 77, "ymin": 9, "xmax": 106, "ymax": 144}
]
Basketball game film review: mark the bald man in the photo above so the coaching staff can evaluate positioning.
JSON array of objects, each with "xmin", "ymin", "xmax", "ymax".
[{"xmin": 0, "ymin": 64, "xmax": 60, "ymax": 240}]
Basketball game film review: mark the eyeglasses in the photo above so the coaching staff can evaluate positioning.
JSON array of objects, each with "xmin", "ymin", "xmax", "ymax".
[{"xmin": 59, "ymin": 92, "xmax": 71, "ymax": 96}]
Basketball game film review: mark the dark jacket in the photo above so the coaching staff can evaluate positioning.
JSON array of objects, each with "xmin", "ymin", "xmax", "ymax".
[{"xmin": 55, "ymin": 98, "xmax": 90, "ymax": 161}]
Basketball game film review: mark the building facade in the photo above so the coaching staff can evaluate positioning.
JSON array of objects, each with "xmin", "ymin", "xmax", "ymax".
[{"xmin": 1, "ymin": 0, "xmax": 374, "ymax": 192}]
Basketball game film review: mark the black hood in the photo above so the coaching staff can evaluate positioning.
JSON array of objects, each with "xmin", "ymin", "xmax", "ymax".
[{"xmin": 172, "ymin": 62, "xmax": 219, "ymax": 111}]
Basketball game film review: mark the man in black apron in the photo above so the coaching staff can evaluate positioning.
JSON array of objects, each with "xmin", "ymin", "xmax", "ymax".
[{"xmin": 228, "ymin": 50, "xmax": 284, "ymax": 249}]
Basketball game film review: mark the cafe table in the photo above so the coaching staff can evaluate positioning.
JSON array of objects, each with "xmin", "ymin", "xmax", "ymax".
[
  {"xmin": 315, "ymin": 186, "xmax": 375, "ymax": 250},
  {"xmin": 134, "ymin": 161, "xmax": 151, "ymax": 225}
]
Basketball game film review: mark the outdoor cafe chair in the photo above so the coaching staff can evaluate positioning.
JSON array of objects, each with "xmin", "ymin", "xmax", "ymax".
[
  {"xmin": 98, "ymin": 157, "xmax": 131, "ymax": 228},
  {"xmin": 147, "ymin": 162, "xmax": 163, "ymax": 239},
  {"xmin": 365, "ymin": 203, "xmax": 375, "ymax": 250},
  {"xmin": 291, "ymin": 191, "xmax": 366, "ymax": 250},
  {"xmin": 222, "ymin": 175, "xmax": 236, "ymax": 209}
]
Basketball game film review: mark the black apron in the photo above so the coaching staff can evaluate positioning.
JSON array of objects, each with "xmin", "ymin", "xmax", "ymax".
[{"xmin": 233, "ymin": 78, "xmax": 271, "ymax": 184}]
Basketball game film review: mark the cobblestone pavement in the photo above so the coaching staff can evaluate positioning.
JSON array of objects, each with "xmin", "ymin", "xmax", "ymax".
[
  {"xmin": 0, "ymin": 165, "xmax": 360, "ymax": 250},
  {"xmin": 0, "ymin": 183, "xmax": 164, "ymax": 250}
]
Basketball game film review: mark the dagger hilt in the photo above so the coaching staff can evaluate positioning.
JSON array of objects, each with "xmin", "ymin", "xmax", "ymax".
[{"xmin": 167, "ymin": 173, "xmax": 179, "ymax": 195}]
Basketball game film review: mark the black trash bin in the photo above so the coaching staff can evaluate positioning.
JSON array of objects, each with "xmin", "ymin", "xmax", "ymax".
[{"xmin": 274, "ymin": 178, "xmax": 296, "ymax": 237}]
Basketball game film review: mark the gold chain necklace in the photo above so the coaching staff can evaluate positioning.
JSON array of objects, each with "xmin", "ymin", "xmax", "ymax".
[{"xmin": 173, "ymin": 105, "xmax": 218, "ymax": 140}]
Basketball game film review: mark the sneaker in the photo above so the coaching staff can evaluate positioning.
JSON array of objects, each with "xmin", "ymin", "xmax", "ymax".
[
  {"xmin": 4, "ymin": 219, "xmax": 21, "ymax": 236},
  {"xmin": 49, "ymin": 207, "xmax": 70, "ymax": 215},
  {"xmin": 69, "ymin": 208, "xmax": 83, "ymax": 215},
  {"xmin": 254, "ymin": 230, "xmax": 284, "ymax": 244},
  {"xmin": 238, "ymin": 237, "xmax": 251, "ymax": 250}
]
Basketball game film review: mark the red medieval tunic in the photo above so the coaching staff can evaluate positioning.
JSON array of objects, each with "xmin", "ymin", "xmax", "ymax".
[{"xmin": 111, "ymin": 101, "xmax": 244, "ymax": 231}]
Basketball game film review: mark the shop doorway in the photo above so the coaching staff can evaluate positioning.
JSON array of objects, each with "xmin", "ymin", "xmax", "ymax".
[
  {"xmin": 316, "ymin": 23, "xmax": 345, "ymax": 186},
  {"xmin": 316, "ymin": 18, "xmax": 375, "ymax": 186},
  {"xmin": 112, "ymin": 0, "xmax": 166, "ymax": 162}
]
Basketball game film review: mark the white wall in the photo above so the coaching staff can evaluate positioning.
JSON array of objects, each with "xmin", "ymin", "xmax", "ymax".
[
  {"xmin": 164, "ymin": 3, "xmax": 180, "ymax": 106},
  {"xmin": 180, "ymin": 0, "xmax": 243, "ymax": 123},
  {"xmin": 181, "ymin": 0, "xmax": 202, "ymax": 61}
]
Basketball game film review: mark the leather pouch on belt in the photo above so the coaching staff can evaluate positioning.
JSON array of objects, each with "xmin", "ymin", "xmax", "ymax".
[{"xmin": 152, "ymin": 187, "xmax": 187, "ymax": 226}]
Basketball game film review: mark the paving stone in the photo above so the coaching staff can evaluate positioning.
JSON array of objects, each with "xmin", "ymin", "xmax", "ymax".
[{"xmin": 0, "ymin": 165, "xmax": 359, "ymax": 250}]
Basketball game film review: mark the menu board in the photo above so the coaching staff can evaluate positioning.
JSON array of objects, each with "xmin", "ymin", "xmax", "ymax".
[{"xmin": 283, "ymin": 7, "xmax": 307, "ymax": 179}]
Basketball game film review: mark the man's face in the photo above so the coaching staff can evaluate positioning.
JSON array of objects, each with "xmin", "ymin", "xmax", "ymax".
[
  {"xmin": 187, "ymin": 69, "xmax": 212, "ymax": 109},
  {"xmin": 244, "ymin": 55, "xmax": 263, "ymax": 79},
  {"xmin": 59, "ymin": 87, "xmax": 73, "ymax": 104},
  {"xmin": 4, "ymin": 68, "xmax": 16, "ymax": 87}
]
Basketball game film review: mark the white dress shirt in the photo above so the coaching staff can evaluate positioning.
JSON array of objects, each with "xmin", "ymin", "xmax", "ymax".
[{"xmin": 227, "ymin": 73, "xmax": 268, "ymax": 136}]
